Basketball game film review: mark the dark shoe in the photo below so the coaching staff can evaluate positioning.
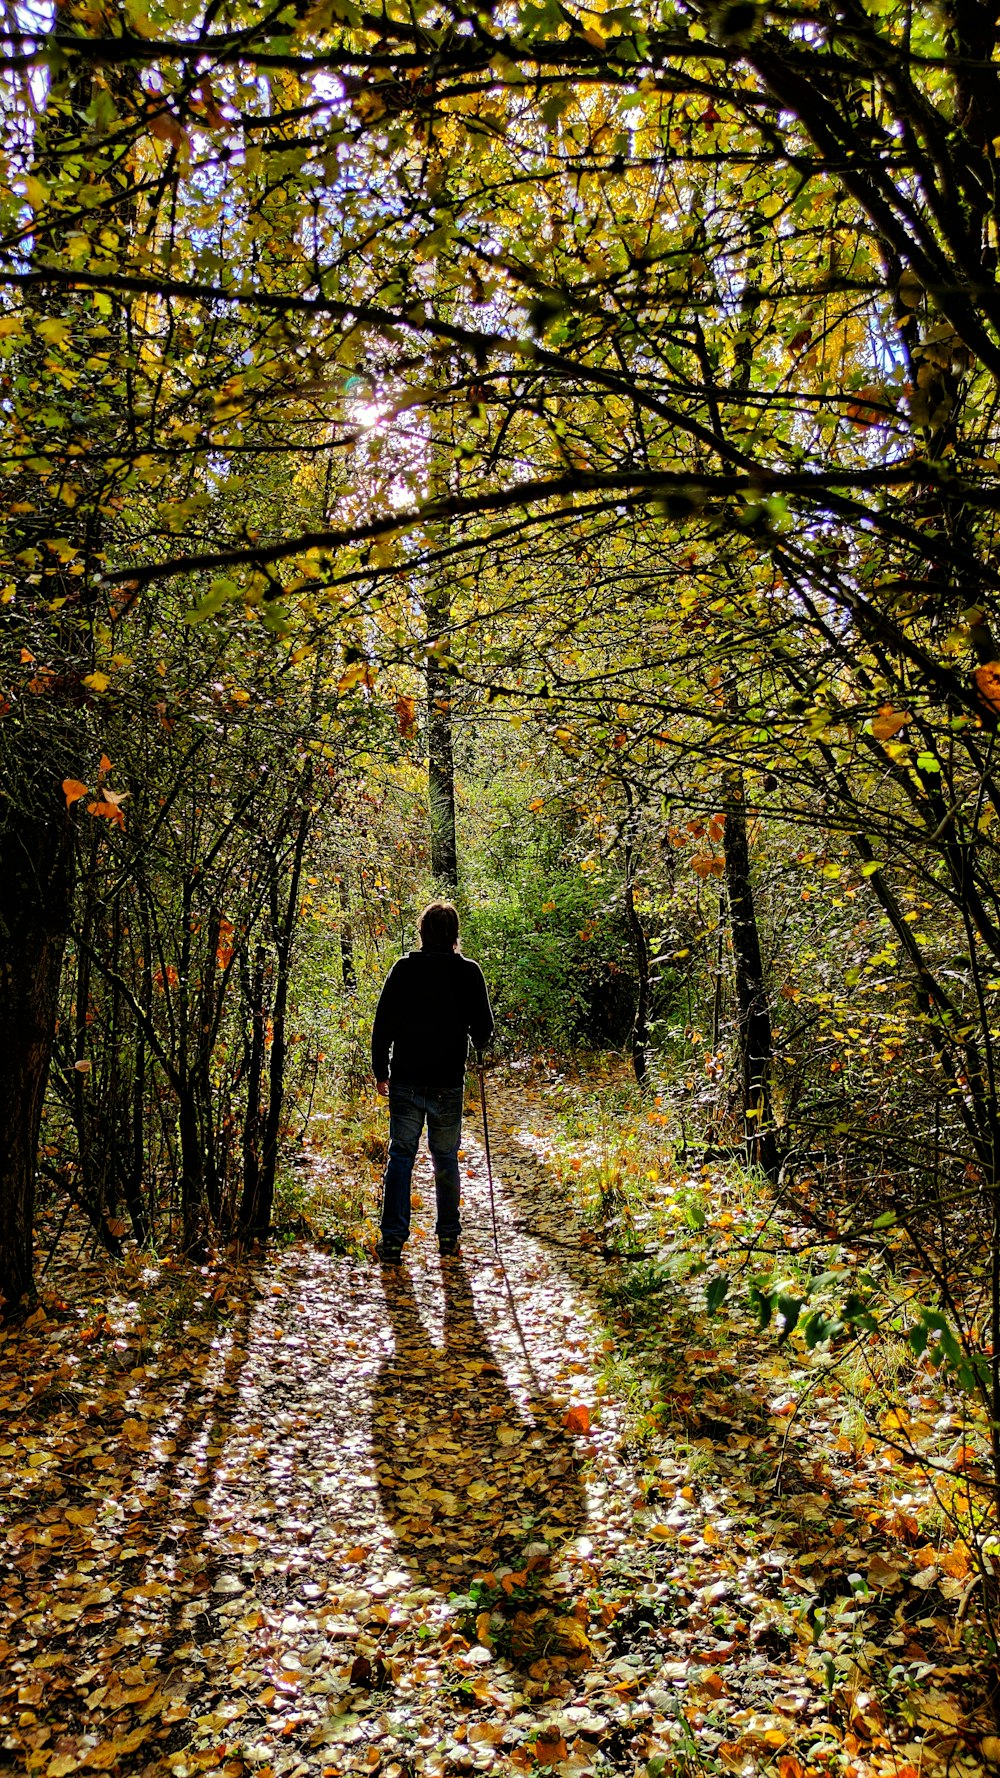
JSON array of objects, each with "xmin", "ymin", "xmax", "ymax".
[
  {"xmin": 439, "ymin": 1238, "xmax": 460, "ymax": 1259},
  {"xmin": 377, "ymin": 1242, "xmax": 403, "ymax": 1265}
]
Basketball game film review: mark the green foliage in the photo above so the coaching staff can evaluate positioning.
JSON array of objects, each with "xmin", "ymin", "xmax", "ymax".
[{"xmin": 463, "ymin": 865, "xmax": 637, "ymax": 1054}]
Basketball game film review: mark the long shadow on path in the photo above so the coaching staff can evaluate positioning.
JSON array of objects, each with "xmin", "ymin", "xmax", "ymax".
[{"xmin": 371, "ymin": 1258, "xmax": 588, "ymax": 1592}]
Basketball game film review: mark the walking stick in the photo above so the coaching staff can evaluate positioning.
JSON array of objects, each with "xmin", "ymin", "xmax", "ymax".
[{"xmin": 477, "ymin": 1054, "xmax": 500, "ymax": 1253}]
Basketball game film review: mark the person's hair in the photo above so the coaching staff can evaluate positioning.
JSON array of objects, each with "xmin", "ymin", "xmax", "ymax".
[{"xmin": 418, "ymin": 900, "xmax": 460, "ymax": 952}]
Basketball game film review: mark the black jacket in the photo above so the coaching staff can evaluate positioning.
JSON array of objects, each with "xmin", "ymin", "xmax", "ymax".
[{"xmin": 371, "ymin": 950, "xmax": 494, "ymax": 1088}]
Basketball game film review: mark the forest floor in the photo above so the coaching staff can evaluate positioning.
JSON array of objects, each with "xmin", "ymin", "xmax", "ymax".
[{"xmin": 1, "ymin": 1063, "xmax": 995, "ymax": 1778}]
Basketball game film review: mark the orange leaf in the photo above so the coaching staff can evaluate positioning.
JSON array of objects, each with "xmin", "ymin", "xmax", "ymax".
[
  {"xmin": 845, "ymin": 383, "xmax": 889, "ymax": 427},
  {"xmin": 192, "ymin": 80, "xmax": 227, "ymax": 130},
  {"xmin": 691, "ymin": 854, "xmax": 724, "ymax": 879},
  {"xmin": 974, "ymin": 663, "xmax": 1000, "ymax": 717},
  {"xmin": 394, "ymin": 694, "xmax": 417, "ymax": 739},
  {"xmin": 146, "ymin": 104, "xmax": 190, "ymax": 153},
  {"xmin": 870, "ymin": 703, "xmax": 911, "ymax": 740},
  {"xmin": 62, "ymin": 778, "xmax": 89, "ymax": 806},
  {"xmin": 20, "ymin": 646, "xmax": 34, "ymax": 663},
  {"xmin": 98, "ymin": 753, "xmax": 112, "ymax": 778},
  {"xmin": 534, "ymin": 1736, "xmax": 569, "ymax": 1764},
  {"xmin": 563, "ymin": 1403, "xmax": 591, "ymax": 1435},
  {"xmin": 87, "ymin": 799, "xmax": 125, "ymax": 830}
]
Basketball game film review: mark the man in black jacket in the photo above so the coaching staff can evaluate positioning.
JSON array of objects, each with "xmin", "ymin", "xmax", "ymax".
[{"xmin": 372, "ymin": 900, "xmax": 494, "ymax": 1263}]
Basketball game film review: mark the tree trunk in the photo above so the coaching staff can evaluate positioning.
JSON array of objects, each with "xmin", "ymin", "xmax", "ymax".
[
  {"xmin": 0, "ymin": 4, "xmax": 138, "ymax": 1314},
  {"xmin": 239, "ymin": 944, "xmax": 267, "ymax": 1234},
  {"xmin": 426, "ymin": 581, "xmax": 459, "ymax": 891},
  {"xmin": 723, "ymin": 781, "xmax": 779, "ymax": 1179},
  {"xmin": 622, "ymin": 823, "xmax": 651, "ymax": 1085},
  {"xmin": 425, "ymin": 361, "xmax": 459, "ymax": 892},
  {"xmin": 339, "ymin": 873, "xmax": 357, "ymax": 989},
  {"xmin": 0, "ymin": 811, "xmax": 73, "ymax": 1317},
  {"xmin": 178, "ymin": 1082, "xmax": 208, "ymax": 1257},
  {"xmin": 125, "ymin": 895, "xmax": 153, "ymax": 1246},
  {"xmin": 624, "ymin": 876, "xmax": 651, "ymax": 1086},
  {"xmin": 244, "ymin": 780, "xmax": 312, "ymax": 1240}
]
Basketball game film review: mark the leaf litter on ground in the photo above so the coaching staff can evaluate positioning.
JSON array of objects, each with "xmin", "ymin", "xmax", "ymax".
[{"xmin": 0, "ymin": 1062, "xmax": 993, "ymax": 1778}]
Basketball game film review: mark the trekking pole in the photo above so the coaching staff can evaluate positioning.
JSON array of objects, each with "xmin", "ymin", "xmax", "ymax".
[{"xmin": 477, "ymin": 1053, "xmax": 500, "ymax": 1253}]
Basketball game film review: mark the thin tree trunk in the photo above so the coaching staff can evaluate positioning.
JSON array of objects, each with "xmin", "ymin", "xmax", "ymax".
[
  {"xmin": 723, "ymin": 780, "xmax": 779, "ymax": 1179},
  {"xmin": 244, "ymin": 781, "xmax": 312, "ymax": 1239},
  {"xmin": 197, "ymin": 908, "xmax": 223, "ymax": 1227},
  {"xmin": 425, "ymin": 361, "xmax": 459, "ymax": 891},
  {"xmin": 125, "ymin": 894, "xmax": 152, "ymax": 1245},
  {"xmin": 339, "ymin": 873, "xmax": 357, "ymax": 989},
  {"xmin": 239, "ymin": 944, "xmax": 267, "ymax": 1232},
  {"xmin": 624, "ymin": 876, "xmax": 651, "ymax": 1085},
  {"xmin": 178, "ymin": 1082, "xmax": 208, "ymax": 1256},
  {"xmin": 426, "ymin": 581, "xmax": 459, "ymax": 891},
  {"xmin": 622, "ymin": 812, "xmax": 651, "ymax": 1084}
]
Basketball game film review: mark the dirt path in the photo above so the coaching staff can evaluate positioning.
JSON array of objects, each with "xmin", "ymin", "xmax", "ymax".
[
  {"xmin": 0, "ymin": 1090, "xmax": 667, "ymax": 1778},
  {"xmin": 1, "ymin": 1081, "xmax": 986, "ymax": 1778}
]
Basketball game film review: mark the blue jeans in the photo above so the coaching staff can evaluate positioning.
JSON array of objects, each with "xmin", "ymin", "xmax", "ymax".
[{"xmin": 381, "ymin": 1081, "xmax": 464, "ymax": 1249}]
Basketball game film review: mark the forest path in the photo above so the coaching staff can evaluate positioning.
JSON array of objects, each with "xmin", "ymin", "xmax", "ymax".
[
  {"xmin": 1, "ymin": 1078, "xmax": 981, "ymax": 1778},
  {"xmin": 2, "ymin": 1081, "xmax": 677, "ymax": 1778}
]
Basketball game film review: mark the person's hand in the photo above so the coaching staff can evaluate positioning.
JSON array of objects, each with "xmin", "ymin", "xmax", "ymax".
[{"xmin": 376, "ymin": 1079, "xmax": 389, "ymax": 1098}]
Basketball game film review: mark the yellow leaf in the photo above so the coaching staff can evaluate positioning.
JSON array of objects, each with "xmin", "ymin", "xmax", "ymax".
[
  {"xmin": 83, "ymin": 1744, "xmax": 119, "ymax": 1770},
  {"xmin": 116, "ymin": 1727, "xmax": 152, "ymax": 1753},
  {"xmin": 553, "ymin": 1614, "xmax": 592, "ymax": 1651},
  {"xmin": 83, "ymin": 671, "xmax": 111, "ymax": 693},
  {"xmin": 866, "ymin": 1553, "xmax": 903, "ymax": 1591}
]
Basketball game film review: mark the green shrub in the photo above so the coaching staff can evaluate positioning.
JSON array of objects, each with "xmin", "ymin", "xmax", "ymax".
[{"xmin": 463, "ymin": 870, "xmax": 637, "ymax": 1053}]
